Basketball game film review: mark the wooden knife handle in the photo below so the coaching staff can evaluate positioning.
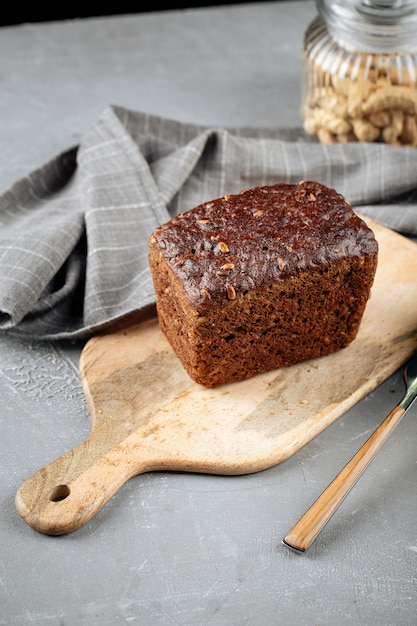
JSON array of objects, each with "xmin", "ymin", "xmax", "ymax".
[{"xmin": 283, "ymin": 404, "xmax": 405, "ymax": 553}]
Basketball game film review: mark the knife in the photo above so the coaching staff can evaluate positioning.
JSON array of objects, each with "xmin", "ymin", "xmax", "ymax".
[{"xmin": 283, "ymin": 352, "xmax": 417, "ymax": 553}]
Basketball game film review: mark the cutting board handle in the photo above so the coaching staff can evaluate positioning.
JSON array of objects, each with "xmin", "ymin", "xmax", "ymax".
[{"xmin": 15, "ymin": 431, "xmax": 151, "ymax": 535}]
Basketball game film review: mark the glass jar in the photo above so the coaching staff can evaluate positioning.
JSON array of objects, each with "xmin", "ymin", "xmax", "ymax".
[{"xmin": 302, "ymin": 0, "xmax": 417, "ymax": 145}]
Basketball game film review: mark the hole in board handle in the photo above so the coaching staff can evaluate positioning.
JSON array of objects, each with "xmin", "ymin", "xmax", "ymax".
[{"xmin": 49, "ymin": 485, "xmax": 71, "ymax": 502}]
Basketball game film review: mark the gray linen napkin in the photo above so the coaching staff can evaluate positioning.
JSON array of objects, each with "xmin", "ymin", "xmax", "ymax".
[{"xmin": 1, "ymin": 104, "xmax": 417, "ymax": 340}]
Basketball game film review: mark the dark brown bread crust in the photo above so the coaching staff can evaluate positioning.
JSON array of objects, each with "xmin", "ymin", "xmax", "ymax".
[{"xmin": 148, "ymin": 181, "xmax": 378, "ymax": 387}]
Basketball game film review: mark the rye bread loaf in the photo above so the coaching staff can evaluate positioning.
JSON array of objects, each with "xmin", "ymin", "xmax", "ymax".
[{"xmin": 148, "ymin": 181, "xmax": 378, "ymax": 387}]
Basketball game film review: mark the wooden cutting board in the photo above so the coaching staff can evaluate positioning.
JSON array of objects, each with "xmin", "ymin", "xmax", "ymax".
[{"xmin": 15, "ymin": 217, "xmax": 417, "ymax": 535}]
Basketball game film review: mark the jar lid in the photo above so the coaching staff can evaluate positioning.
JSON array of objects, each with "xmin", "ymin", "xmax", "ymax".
[{"xmin": 317, "ymin": 0, "xmax": 417, "ymax": 51}]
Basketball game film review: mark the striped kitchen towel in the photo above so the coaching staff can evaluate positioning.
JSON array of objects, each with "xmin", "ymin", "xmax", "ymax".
[{"xmin": 1, "ymin": 104, "xmax": 417, "ymax": 339}]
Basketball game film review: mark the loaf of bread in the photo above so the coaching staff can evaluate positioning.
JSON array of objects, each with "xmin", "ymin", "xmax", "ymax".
[{"xmin": 148, "ymin": 181, "xmax": 378, "ymax": 387}]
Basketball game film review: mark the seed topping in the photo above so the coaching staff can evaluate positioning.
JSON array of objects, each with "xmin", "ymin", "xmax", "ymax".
[
  {"xmin": 226, "ymin": 283, "xmax": 236, "ymax": 300},
  {"xmin": 218, "ymin": 241, "xmax": 229, "ymax": 253}
]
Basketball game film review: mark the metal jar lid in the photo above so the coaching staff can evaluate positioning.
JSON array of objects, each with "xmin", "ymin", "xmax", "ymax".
[{"xmin": 317, "ymin": 0, "xmax": 417, "ymax": 52}]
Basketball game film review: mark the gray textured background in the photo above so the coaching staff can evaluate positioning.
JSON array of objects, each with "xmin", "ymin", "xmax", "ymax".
[{"xmin": 1, "ymin": 2, "xmax": 417, "ymax": 624}]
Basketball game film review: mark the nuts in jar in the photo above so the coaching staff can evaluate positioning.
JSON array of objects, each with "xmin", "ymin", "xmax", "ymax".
[{"xmin": 302, "ymin": 0, "xmax": 417, "ymax": 145}]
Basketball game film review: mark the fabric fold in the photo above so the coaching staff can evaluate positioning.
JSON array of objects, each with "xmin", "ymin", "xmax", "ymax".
[{"xmin": 1, "ymin": 104, "xmax": 417, "ymax": 340}]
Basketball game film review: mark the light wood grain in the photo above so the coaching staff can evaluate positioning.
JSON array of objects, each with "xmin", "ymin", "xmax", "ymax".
[{"xmin": 15, "ymin": 217, "xmax": 417, "ymax": 534}]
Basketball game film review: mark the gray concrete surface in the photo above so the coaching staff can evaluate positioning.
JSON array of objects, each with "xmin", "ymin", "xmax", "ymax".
[{"xmin": 1, "ymin": 2, "xmax": 417, "ymax": 624}]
